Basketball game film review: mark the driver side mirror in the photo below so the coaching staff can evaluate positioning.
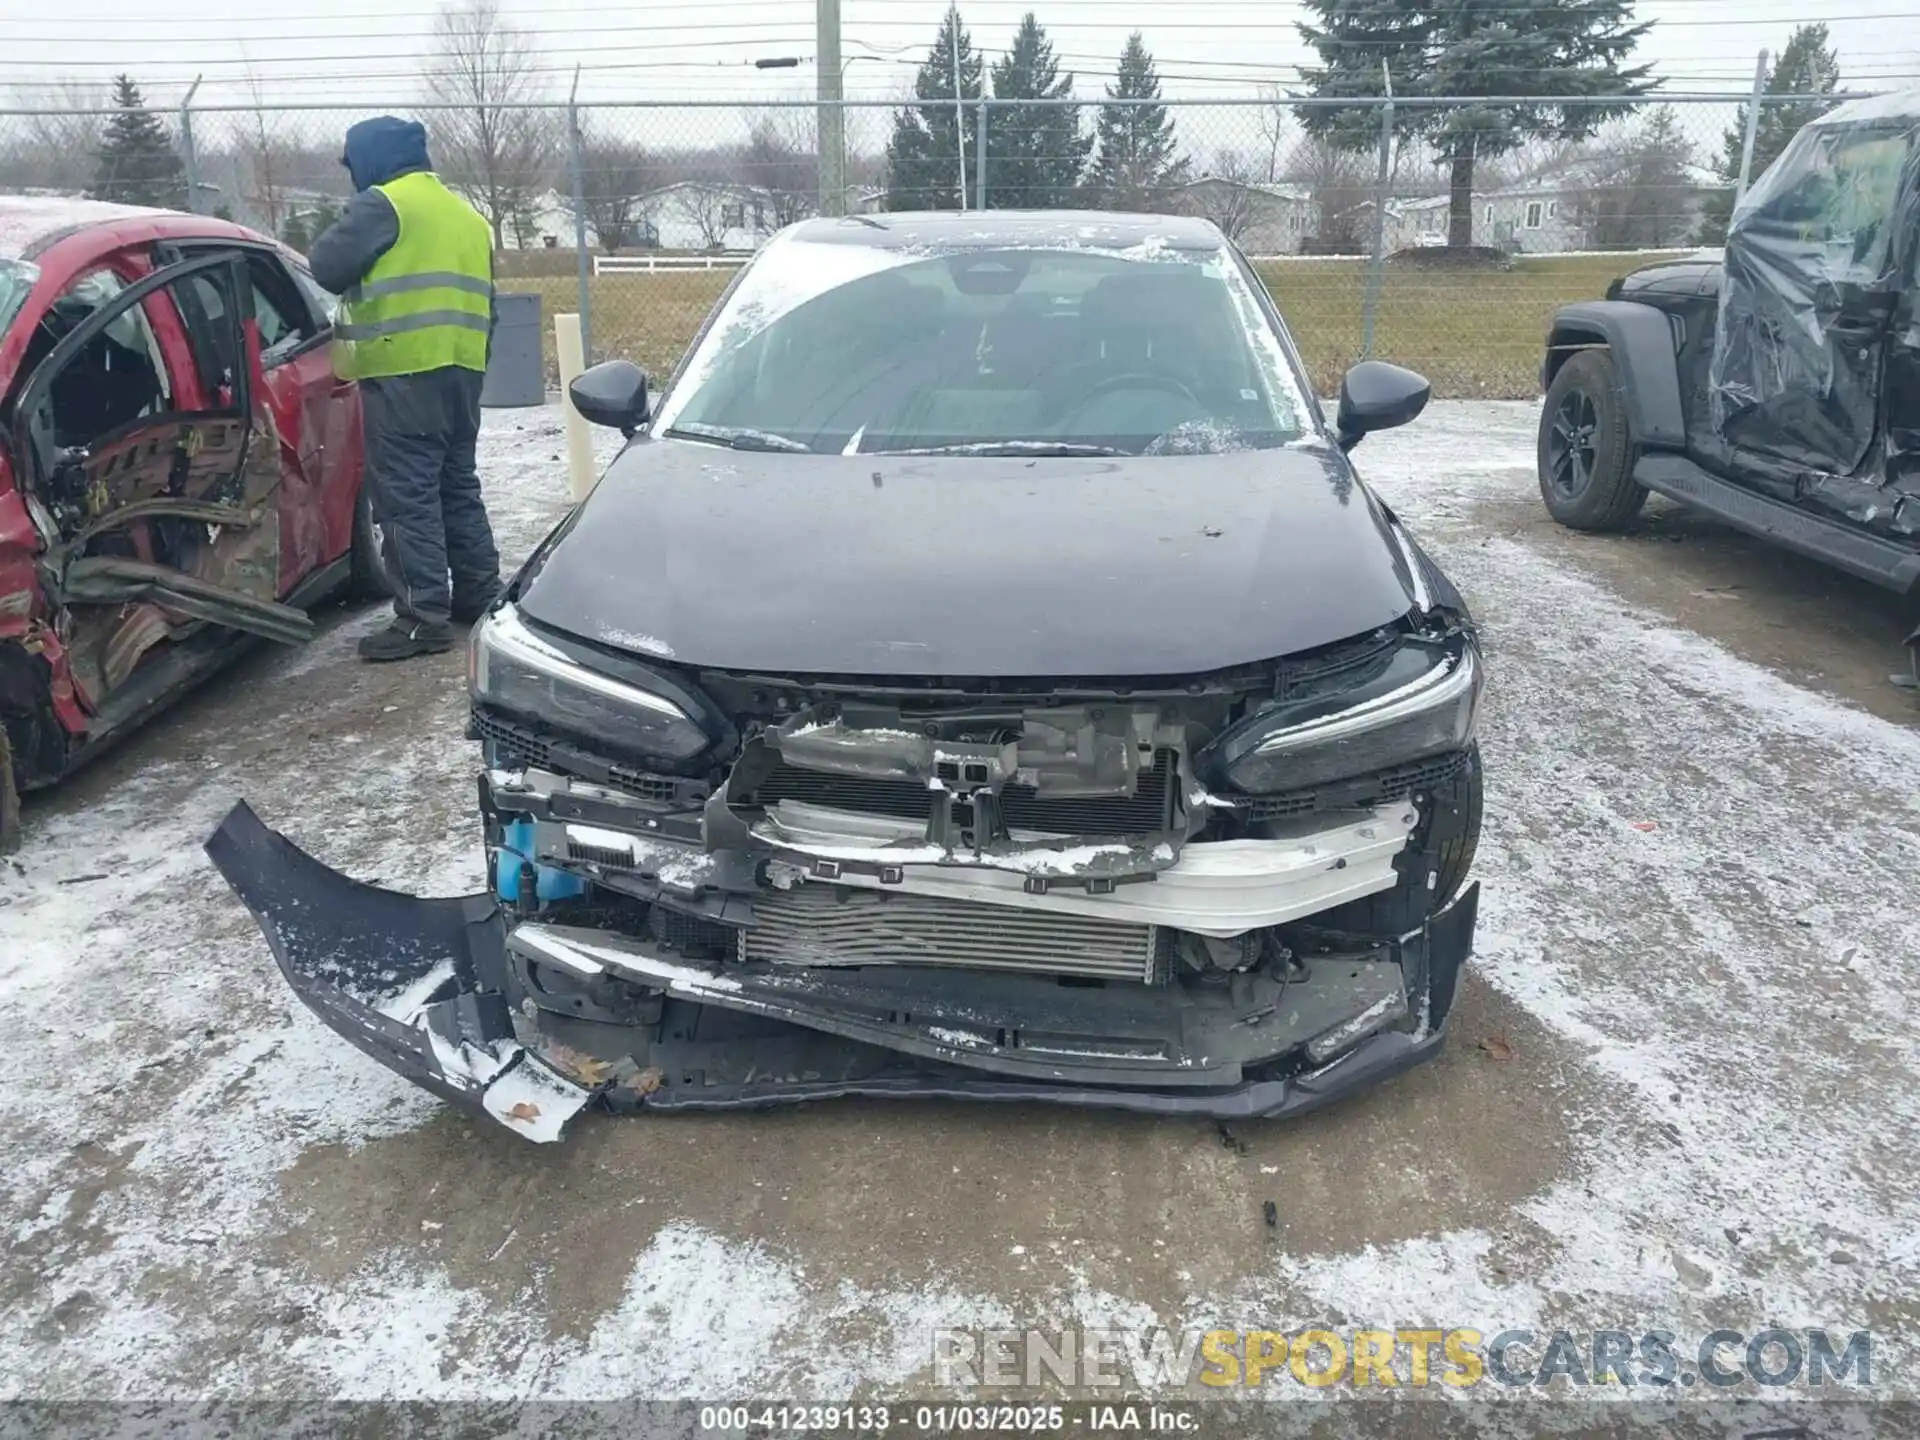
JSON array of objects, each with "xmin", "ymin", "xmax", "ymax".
[
  {"xmin": 569, "ymin": 360, "xmax": 650, "ymax": 437},
  {"xmin": 1335, "ymin": 361, "xmax": 1431, "ymax": 451}
]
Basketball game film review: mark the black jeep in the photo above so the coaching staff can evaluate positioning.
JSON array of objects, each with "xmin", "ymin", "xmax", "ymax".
[{"xmin": 1536, "ymin": 91, "xmax": 1920, "ymax": 671}]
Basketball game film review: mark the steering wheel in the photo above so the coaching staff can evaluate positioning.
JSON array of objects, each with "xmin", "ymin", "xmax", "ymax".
[{"xmin": 1051, "ymin": 367, "xmax": 1203, "ymax": 418}]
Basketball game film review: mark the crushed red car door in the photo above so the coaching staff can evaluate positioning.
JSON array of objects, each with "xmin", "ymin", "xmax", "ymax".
[
  {"xmin": 168, "ymin": 246, "xmax": 354, "ymax": 592},
  {"xmin": 10, "ymin": 249, "xmax": 313, "ymax": 715}
]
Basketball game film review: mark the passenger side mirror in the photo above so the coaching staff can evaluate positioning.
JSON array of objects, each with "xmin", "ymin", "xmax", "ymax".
[
  {"xmin": 568, "ymin": 360, "xmax": 650, "ymax": 437},
  {"xmin": 1335, "ymin": 361, "xmax": 1431, "ymax": 451}
]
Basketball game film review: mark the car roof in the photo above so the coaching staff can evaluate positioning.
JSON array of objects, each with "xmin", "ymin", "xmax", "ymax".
[
  {"xmin": 779, "ymin": 209, "xmax": 1229, "ymax": 252},
  {"xmin": 0, "ymin": 195, "xmax": 170, "ymax": 262},
  {"xmin": 0, "ymin": 194, "xmax": 273, "ymax": 264},
  {"xmin": 1803, "ymin": 86, "xmax": 1920, "ymax": 130}
]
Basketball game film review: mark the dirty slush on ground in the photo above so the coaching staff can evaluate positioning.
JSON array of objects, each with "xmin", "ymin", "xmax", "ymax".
[{"xmin": 1, "ymin": 403, "xmax": 1915, "ymax": 1415}]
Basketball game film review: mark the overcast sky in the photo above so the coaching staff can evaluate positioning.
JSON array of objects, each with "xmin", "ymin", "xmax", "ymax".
[{"xmin": 1, "ymin": 0, "xmax": 1914, "ymax": 113}]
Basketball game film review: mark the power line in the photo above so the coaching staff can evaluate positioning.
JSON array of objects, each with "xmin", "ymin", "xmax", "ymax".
[
  {"xmin": 5, "ymin": 6, "xmax": 1916, "ymax": 47},
  {"xmin": 0, "ymin": 0, "xmax": 1880, "ymax": 22}
]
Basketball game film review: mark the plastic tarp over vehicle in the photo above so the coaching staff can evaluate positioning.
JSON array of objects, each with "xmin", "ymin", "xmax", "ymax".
[{"xmin": 1708, "ymin": 90, "xmax": 1920, "ymax": 521}]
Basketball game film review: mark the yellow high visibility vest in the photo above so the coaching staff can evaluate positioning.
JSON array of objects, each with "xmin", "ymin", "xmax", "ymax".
[{"xmin": 333, "ymin": 171, "xmax": 493, "ymax": 380}]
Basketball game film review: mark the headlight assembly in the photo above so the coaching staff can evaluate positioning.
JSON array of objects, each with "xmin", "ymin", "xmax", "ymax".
[
  {"xmin": 1218, "ymin": 640, "xmax": 1480, "ymax": 795},
  {"xmin": 471, "ymin": 606, "xmax": 711, "ymax": 763}
]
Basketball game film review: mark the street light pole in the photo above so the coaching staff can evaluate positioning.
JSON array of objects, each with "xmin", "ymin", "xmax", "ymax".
[{"xmin": 817, "ymin": 0, "xmax": 846, "ymax": 218}]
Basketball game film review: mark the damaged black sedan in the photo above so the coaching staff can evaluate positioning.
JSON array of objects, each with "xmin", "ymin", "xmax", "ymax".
[{"xmin": 208, "ymin": 212, "xmax": 1483, "ymax": 1142}]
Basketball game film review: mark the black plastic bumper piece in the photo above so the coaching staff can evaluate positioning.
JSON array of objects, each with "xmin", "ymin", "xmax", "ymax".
[
  {"xmin": 626, "ymin": 1025, "xmax": 1451, "ymax": 1119},
  {"xmin": 205, "ymin": 801, "xmax": 595, "ymax": 1141},
  {"xmin": 206, "ymin": 801, "xmax": 1477, "ymax": 1137}
]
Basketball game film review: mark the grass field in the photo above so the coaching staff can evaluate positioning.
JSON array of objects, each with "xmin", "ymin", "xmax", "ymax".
[{"xmin": 501, "ymin": 251, "xmax": 1656, "ymax": 401}]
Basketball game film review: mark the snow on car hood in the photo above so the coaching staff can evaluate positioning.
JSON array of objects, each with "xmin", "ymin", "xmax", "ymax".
[{"xmin": 513, "ymin": 439, "xmax": 1422, "ymax": 677}]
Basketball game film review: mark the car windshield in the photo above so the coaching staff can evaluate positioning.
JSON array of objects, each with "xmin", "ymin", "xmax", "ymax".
[
  {"xmin": 0, "ymin": 259, "xmax": 39, "ymax": 336},
  {"xmin": 652, "ymin": 238, "xmax": 1311, "ymax": 455}
]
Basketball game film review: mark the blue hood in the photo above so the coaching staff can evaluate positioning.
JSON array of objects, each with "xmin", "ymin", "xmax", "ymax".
[{"xmin": 341, "ymin": 116, "xmax": 431, "ymax": 192}]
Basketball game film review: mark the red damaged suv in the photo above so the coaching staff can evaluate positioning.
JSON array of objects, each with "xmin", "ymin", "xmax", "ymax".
[{"xmin": 0, "ymin": 197, "xmax": 383, "ymax": 851}]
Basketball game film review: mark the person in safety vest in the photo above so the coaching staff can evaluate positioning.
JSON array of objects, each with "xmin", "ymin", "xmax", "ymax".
[{"xmin": 309, "ymin": 116, "xmax": 504, "ymax": 663}]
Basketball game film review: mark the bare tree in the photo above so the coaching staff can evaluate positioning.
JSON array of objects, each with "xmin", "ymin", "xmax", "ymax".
[
  {"xmin": 1574, "ymin": 106, "xmax": 1700, "ymax": 249},
  {"xmin": 229, "ymin": 65, "xmax": 296, "ymax": 238},
  {"xmin": 1184, "ymin": 149, "xmax": 1262, "ymax": 242},
  {"xmin": 575, "ymin": 123, "xmax": 665, "ymax": 251},
  {"xmin": 673, "ymin": 183, "xmax": 735, "ymax": 250},
  {"xmin": 734, "ymin": 110, "xmax": 816, "ymax": 229},
  {"xmin": 1256, "ymin": 84, "xmax": 1289, "ymax": 184},
  {"xmin": 425, "ymin": 0, "xmax": 560, "ymax": 247},
  {"xmin": 1282, "ymin": 134, "xmax": 1370, "ymax": 249},
  {"xmin": 1, "ymin": 79, "xmax": 111, "ymax": 193}
]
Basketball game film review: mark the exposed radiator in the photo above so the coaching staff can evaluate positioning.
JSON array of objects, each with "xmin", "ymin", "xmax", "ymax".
[
  {"xmin": 745, "ymin": 884, "xmax": 1161, "ymax": 983},
  {"xmin": 748, "ymin": 748, "xmax": 1177, "ymax": 834}
]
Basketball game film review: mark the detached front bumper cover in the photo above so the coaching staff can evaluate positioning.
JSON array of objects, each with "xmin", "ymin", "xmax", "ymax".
[
  {"xmin": 206, "ymin": 801, "xmax": 1478, "ymax": 1144},
  {"xmin": 205, "ymin": 802, "xmax": 596, "ymax": 1142}
]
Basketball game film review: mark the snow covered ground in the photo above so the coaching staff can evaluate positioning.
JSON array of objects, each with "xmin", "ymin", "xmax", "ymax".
[{"xmin": 2, "ymin": 401, "xmax": 1915, "ymax": 1411}]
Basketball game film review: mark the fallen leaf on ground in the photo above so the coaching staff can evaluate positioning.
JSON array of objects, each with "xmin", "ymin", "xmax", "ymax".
[
  {"xmin": 505, "ymin": 1101, "xmax": 542, "ymax": 1123},
  {"xmin": 1479, "ymin": 1035, "xmax": 1515, "ymax": 1062}
]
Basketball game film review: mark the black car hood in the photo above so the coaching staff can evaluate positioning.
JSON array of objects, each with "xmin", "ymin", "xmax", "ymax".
[{"xmin": 515, "ymin": 438, "xmax": 1421, "ymax": 676}]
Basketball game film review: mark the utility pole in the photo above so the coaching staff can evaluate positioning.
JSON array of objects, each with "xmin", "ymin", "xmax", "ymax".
[
  {"xmin": 951, "ymin": 5, "xmax": 968, "ymax": 210},
  {"xmin": 817, "ymin": 0, "xmax": 846, "ymax": 217},
  {"xmin": 568, "ymin": 64, "xmax": 591, "ymax": 362}
]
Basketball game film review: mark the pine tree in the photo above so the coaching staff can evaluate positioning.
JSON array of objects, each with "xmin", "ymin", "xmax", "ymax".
[
  {"xmin": 1297, "ymin": 0, "xmax": 1654, "ymax": 248},
  {"xmin": 986, "ymin": 14, "xmax": 1093, "ymax": 209},
  {"xmin": 883, "ymin": 6, "xmax": 984, "ymax": 211},
  {"xmin": 90, "ymin": 75, "xmax": 187, "ymax": 210},
  {"xmin": 1698, "ymin": 25, "xmax": 1840, "ymax": 243},
  {"xmin": 1090, "ymin": 33, "xmax": 1188, "ymax": 211}
]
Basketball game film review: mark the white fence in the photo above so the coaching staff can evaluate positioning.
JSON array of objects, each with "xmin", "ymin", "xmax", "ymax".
[{"xmin": 592, "ymin": 254, "xmax": 753, "ymax": 276}]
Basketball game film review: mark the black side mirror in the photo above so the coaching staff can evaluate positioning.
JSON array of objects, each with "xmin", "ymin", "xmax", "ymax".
[
  {"xmin": 1335, "ymin": 360, "xmax": 1431, "ymax": 451},
  {"xmin": 569, "ymin": 360, "xmax": 650, "ymax": 437}
]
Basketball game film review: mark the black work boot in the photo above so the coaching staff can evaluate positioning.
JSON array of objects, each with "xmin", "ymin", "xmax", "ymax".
[{"xmin": 357, "ymin": 618, "xmax": 455, "ymax": 663}]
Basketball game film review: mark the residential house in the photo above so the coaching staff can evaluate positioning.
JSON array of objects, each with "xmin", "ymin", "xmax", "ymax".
[
  {"xmin": 1170, "ymin": 175, "xmax": 1321, "ymax": 255},
  {"xmin": 499, "ymin": 189, "xmax": 581, "ymax": 251},
  {"xmin": 1337, "ymin": 193, "xmax": 1452, "ymax": 253},
  {"xmin": 1334, "ymin": 156, "xmax": 1730, "ymax": 255},
  {"xmin": 496, "ymin": 182, "xmax": 813, "ymax": 253},
  {"xmin": 636, "ymin": 180, "xmax": 791, "ymax": 252},
  {"xmin": 1477, "ymin": 158, "xmax": 1729, "ymax": 252}
]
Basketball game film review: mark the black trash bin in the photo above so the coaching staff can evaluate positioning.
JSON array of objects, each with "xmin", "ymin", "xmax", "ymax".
[{"xmin": 481, "ymin": 291, "xmax": 545, "ymax": 408}]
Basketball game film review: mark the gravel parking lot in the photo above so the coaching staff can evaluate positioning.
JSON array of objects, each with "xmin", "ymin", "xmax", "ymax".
[{"xmin": 3, "ymin": 401, "xmax": 1916, "ymax": 1411}]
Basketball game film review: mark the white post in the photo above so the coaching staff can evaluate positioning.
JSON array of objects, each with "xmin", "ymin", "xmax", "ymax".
[{"xmin": 554, "ymin": 313, "xmax": 596, "ymax": 501}]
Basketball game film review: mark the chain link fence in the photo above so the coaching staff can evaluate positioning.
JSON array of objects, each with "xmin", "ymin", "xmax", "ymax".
[{"xmin": 0, "ymin": 92, "xmax": 1855, "ymax": 398}]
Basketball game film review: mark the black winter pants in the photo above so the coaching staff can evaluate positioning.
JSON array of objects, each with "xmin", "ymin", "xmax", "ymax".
[{"xmin": 362, "ymin": 367, "xmax": 501, "ymax": 627}]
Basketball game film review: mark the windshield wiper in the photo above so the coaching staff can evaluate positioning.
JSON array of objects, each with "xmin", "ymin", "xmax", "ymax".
[
  {"xmin": 876, "ymin": 441, "xmax": 1127, "ymax": 457},
  {"xmin": 662, "ymin": 423, "xmax": 812, "ymax": 453}
]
